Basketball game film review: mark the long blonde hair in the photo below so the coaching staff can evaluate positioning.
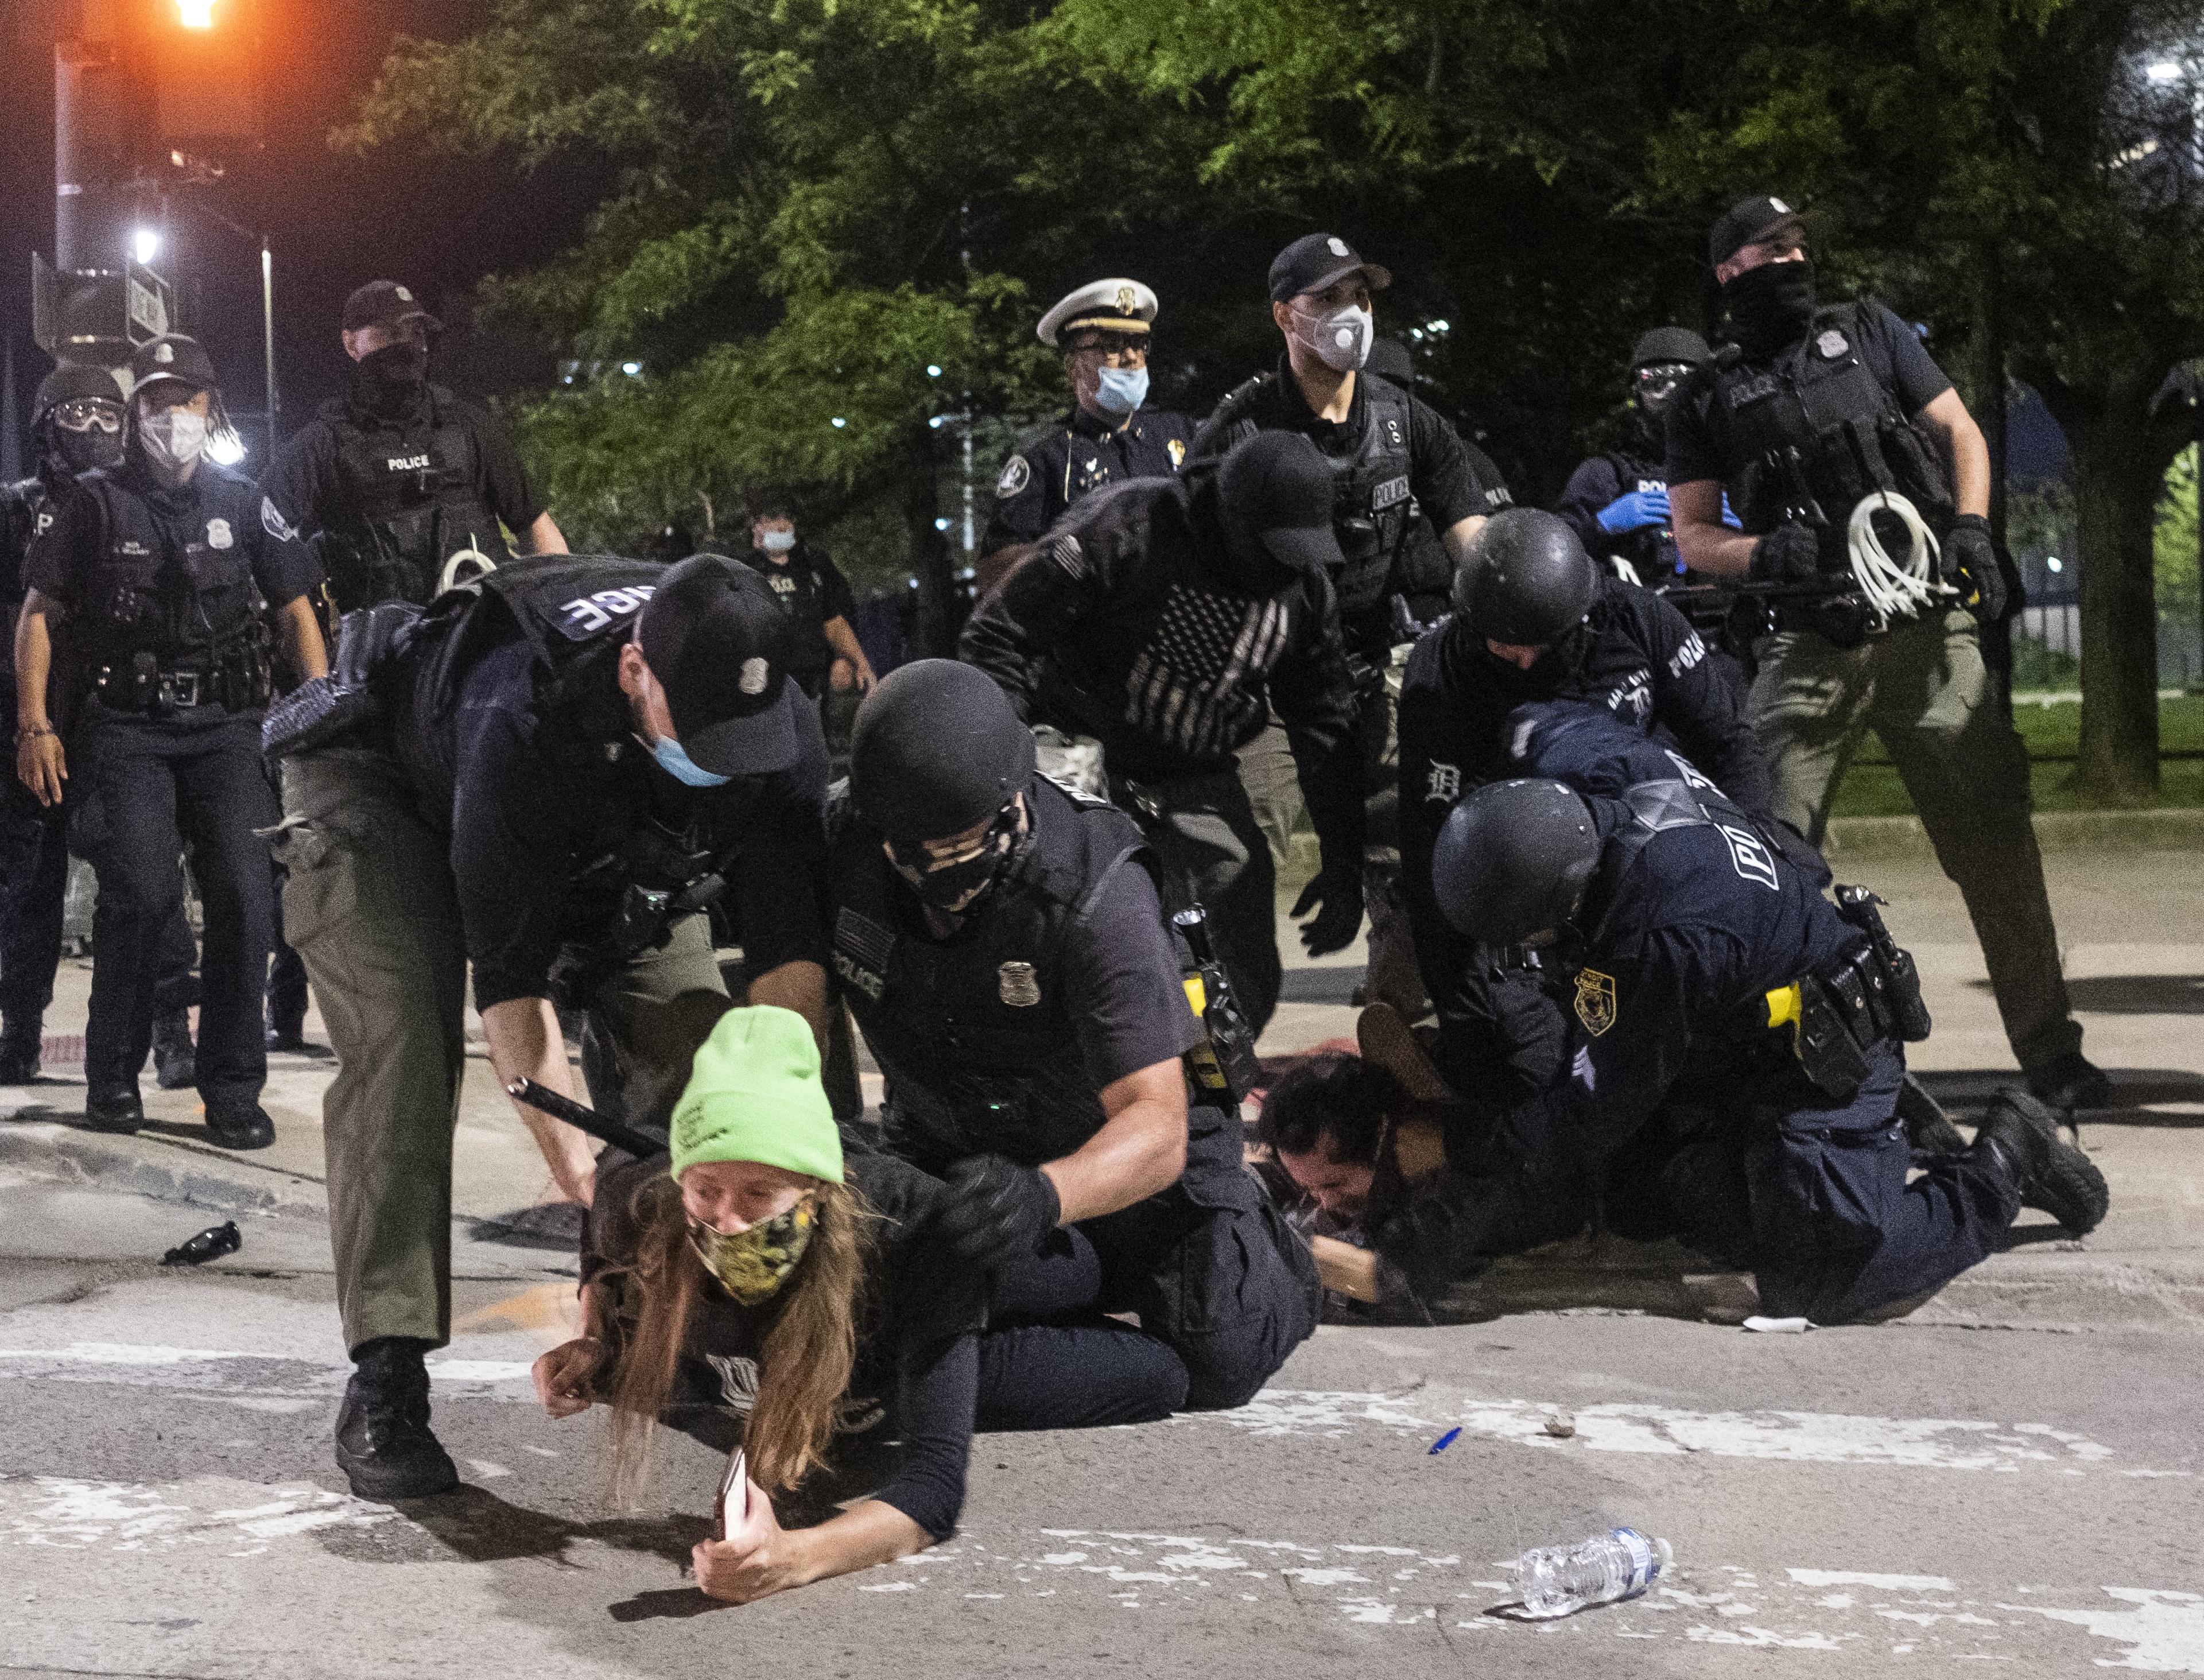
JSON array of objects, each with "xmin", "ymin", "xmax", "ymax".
[{"xmin": 596, "ymin": 1171, "xmax": 871, "ymax": 1507}]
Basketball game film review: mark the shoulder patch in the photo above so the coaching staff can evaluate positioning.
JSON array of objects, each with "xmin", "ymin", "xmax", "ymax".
[
  {"xmin": 996, "ymin": 455, "xmax": 1031, "ymax": 499},
  {"xmin": 1574, "ymin": 969, "xmax": 1617, "ymax": 1036},
  {"xmin": 261, "ymin": 496, "xmax": 298, "ymax": 545}
]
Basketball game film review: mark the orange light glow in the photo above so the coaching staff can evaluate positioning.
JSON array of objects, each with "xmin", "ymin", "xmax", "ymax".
[{"xmin": 177, "ymin": 0, "xmax": 216, "ymax": 27}]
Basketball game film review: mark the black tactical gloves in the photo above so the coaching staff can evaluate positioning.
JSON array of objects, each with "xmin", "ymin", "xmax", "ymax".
[
  {"xmin": 1748, "ymin": 521, "xmax": 1823, "ymax": 588},
  {"xmin": 1940, "ymin": 514, "xmax": 2009, "ymax": 623},
  {"xmin": 930, "ymin": 1153, "xmax": 1062, "ymax": 1271},
  {"xmin": 1292, "ymin": 863, "xmax": 1365, "ymax": 958}
]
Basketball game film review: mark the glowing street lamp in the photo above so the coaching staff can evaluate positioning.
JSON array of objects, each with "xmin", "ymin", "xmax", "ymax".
[
  {"xmin": 133, "ymin": 228, "xmax": 161, "ymax": 266},
  {"xmin": 177, "ymin": 0, "xmax": 218, "ymax": 27}
]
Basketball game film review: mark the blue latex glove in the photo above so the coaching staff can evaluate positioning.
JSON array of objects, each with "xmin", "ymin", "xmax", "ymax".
[
  {"xmin": 1720, "ymin": 492, "xmax": 1742, "ymax": 530},
  {"xmin": 1596, "ymin": 487, "xmax": 1671, "ymax": 534}
]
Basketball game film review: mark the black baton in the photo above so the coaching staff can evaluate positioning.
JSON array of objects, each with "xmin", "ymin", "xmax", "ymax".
[{"xmin": 506, "ymin": 1078, "xmax": 666, "ymax": 1159}]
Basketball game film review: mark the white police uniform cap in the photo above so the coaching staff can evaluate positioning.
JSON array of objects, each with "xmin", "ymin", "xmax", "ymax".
[{"xmin": 1037, "ymin": 279, "xmax": 1159, "ymax": 347}]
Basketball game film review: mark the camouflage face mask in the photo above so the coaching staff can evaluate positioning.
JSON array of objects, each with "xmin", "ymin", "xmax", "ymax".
[{"xmin": 686, "ymin": 1193, "xmax": 816, "ymax": 1306}]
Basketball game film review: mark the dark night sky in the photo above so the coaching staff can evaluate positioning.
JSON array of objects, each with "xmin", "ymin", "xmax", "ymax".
[{"xmin": 1, "ymin": 0, "xmax": 597, "ymax": 474}]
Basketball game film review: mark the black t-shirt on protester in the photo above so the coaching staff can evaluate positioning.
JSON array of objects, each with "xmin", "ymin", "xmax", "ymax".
[
  {"xmin": 422, "ymin": 627, "xmax": 832, "ymax": 1011},
  {"xmin": 738, "ymin": 542, "xmax": 856, "ymax": 684},
  {"xmin": 1663, "ymin": 300, "xmax": 1953, "ymax": 490}
]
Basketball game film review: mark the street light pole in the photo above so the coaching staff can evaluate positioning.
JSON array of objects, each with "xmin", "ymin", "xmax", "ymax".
[{"xmin": 261, "ymin": 235, "xmax": 279, "ymax": 453}]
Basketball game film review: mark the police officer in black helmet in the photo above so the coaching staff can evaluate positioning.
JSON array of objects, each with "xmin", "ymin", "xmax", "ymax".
[
  {"xmin": 831, "ymin": 659, "xmax": 1317, "ymax": 1409},
  {"xmin": 261, "ymin": 279, "xmax": 568, "ymax": 616},
  {"xmin": 16, "ymin": 335, "xmax": 329, "ymax": 1145},
  {"xmin": 1664, "ymin": 195, "xmax": 2106, "ymax": 1115},
  {"xmin": 960, "ymin": 430, "xmax": 1367, "ymax": 1032},
  {"xmin": 1395, "ymin": 507, "xmax": 1775, "ymax": 1097},
  {"xmin": 1372, "ymin": 708, "xmax": 2108, "ymax": 1320}
]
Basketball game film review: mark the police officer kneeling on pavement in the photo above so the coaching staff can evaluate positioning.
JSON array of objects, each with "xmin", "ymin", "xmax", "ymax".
[
  {"xmin": 1398, "ymin": 507, "xmax": 1777, "ymax": 1099},
  {"xmin": 265, "ymin": 553, "xmax": 832, "ymax": 1499},
  {"xmin": 960, "ymin": 429, "xmax": 1368, "ymax": 1033},
  {"xmin": 16, "ymin": 335, "xmax": 329, "ymax": 1147},
  {"xmin": 830, "ymin": 659, "xmax": 1319, "ymax": 1410},
  {"xmin": 1665, "ymin": 193, "xmax": 2107, "ymax": 1115},
  {"xmin": 1330, "ymin": 707, "xmax": 2108, "ymax": 1322}
]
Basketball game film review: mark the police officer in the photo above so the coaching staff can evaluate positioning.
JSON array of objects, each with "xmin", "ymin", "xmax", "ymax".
[
  {"xmin": 261, "ymin": 280, "xmax": 567, "ymax": 615},
  {"xmin": 268, "ymin": 553, "xmax": 830, "ymax": 1499},
  {"xmin": 831, "ymin": 659, "xmax": 1317, "ymax": 1407},
  {"xmin": 977, "ymin": 280, "xmax": 1192, "ymax": 597},
  {"xmin": 1666, "ymin": 195, "xmax": 2106, "ymax": 1113},
  {"xmin": 2, "ymin": 366, "xmax": 205, "ymax": 1089},
  {"xmin": 1370, "ymin": 713, "xmax": 2108, "ymax": 1321},
  {"xmin": 960, "ymin": 430, "xmax": 1366, "ymax": 1032},
  {"xmin": 1557, "ymin": 328, "xmax": 1724, "ymax": 588},
  {"xmin": 741, "ymin": 499, "xmax": 875, "ymax": 704},
  {"xmin": 1397, "ymin": 509, "xmax": 1776, "ymax": 1096},
  {"xmin": 1191, "ymin": 235, "xmax": 1515, "ymax": 1024},
  {"xmin": 15, "ymin": 336, "xmax": 327, "ymax": 1143}
]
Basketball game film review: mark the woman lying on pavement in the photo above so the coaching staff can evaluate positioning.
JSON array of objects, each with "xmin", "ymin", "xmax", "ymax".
[{"xmin": 530, "ymin": 1004, "xmax": 1190, "ymax": 1604}]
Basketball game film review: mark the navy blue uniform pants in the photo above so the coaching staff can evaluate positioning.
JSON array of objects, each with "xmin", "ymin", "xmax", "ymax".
[
  {"xmin": 0, "ymin": 778, "xmax": 69, "ymax": 1039},
  {"xmin": 72, "ymin": 707, "xmax": 276, "ymax": 1107}
]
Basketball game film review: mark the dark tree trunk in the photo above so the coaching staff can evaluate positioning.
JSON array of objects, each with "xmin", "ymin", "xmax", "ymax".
[
  {"xmin": 2063, "ymin": 402, "xmax": 2164, "ymax": 803},
  {"xmin": 904, "ymin": 422, "xmax": 959, "ymax": 657}
]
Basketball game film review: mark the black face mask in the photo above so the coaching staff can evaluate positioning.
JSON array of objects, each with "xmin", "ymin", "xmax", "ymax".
[
  {"xmin": 358, "ymin": 342, "xmax": 430, "ymax": 414},
  {"xmin": 1721, "ymin": 259, "xmax": 1817, "ymax": 358},
  {"xmin": 54, "ymin": 429, "xmax": 123, "ymax": 476}
]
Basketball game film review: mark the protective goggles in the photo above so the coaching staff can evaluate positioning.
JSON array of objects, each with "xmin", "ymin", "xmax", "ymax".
[
  {"xmin": 1633, "ymin": 363, "xmax": 1695, "ymax": 409},
  {"xmin": 52, "ymin": 399, "xmax": 124, "ymax": 435}
]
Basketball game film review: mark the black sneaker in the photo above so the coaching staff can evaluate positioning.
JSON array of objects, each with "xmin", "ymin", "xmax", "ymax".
[
  {"xmin": 266, "ymin": 1025, "xmax": 335, "ymax": 1058},
  {"xmin": 205, "ymin": 1099, "xmax": 276, "ymax": 1151},
  {"xmin": 335, "ymin": 1338, "xmax": 460, "ymax": 1501},
  {"xmin": 83, "ymin": 1082, "xmax": 144, "ymax": 1134},
  {"xmin": 2025, "ymin": 1052, "xmax": 2113, "ymax": 1115},
  {"xmin": 1973, "ymin": 1087, "xmax": 2110, "ymax": 1236},
  {"xmin": 0, "ymin": 1034, "xmax": 41, "ymax": 1085},
  {"xmin": 152, "ymin": 1011, "xmax": 197, "ymax": 1092}
]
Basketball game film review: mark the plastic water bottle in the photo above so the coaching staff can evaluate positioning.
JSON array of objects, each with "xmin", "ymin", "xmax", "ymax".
[{"xmin": 1512, "ymin": 1528, "xmax": 1673, "ymax": 1618}]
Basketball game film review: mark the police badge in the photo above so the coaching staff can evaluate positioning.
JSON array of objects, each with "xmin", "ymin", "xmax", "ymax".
[
  {"xmin": 1815, "ymin": 328, "xmax": 1849, "ymax": 360},
  {"xmin": 998, "ymin": 961, "xmax": 1042, "ymax": 1007},
  {"xmin": 1574, "ymin": 968, "xmax": 1617, "ymax": 1036}
]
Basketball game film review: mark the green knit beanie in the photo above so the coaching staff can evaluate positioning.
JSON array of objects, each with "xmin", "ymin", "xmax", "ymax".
[{"xmin": 669, "ymin": 1007, "xmax": 844, "ymax": 1185}]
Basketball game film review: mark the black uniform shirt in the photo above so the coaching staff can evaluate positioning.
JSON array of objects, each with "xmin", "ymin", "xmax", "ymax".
[
  {"xmin": 261, "ymin": 382, "xmax": 543, "ymax": 554},
  {"xmin": 1664, "ymin": 301, "xmax": 1952, "ymax": 491},
  {"xmin": 981, "ymin": 404, "xmax": 1192, "ymax": 555},
  {"xmin": 28, "ymin": 460, "xmax": 322, "ymax": 626},
  {"xmin": 0, "ymin": 474, "xmax": 65, "ymax": 665},
  {"xmin": 418, "ymin": 627, "xmax": 830, "ymax": 1010},
  {"xmin": 739, "ymin": 541, "xmax": 856, "ymax": 684}
]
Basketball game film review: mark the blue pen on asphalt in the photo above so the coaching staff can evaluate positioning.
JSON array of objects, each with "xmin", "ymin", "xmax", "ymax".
[{"xmin": 1429, "ymin": 1427, "xmax": 1462, "ymax": 1455}]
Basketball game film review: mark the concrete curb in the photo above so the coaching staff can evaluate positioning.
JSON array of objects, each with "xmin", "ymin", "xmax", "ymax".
[
  {"xmin": 1826, "ymin": 806, "xmax": 2204, "ymax": 860},
  {"xmin": 0, "ymin": 1119, "xmax": 329, "ymax": 1219}
]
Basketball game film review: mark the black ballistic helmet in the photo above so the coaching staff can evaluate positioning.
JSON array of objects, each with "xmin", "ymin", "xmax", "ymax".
[
  {"xmin": 1431, "ymin": 778, "xmax": 1601, "ymax": 945},
  {"xmin": 850, "ymin": 659, "xmax": 1037, "ymax": 843},
  {"xmin": 34, "ymin": 362, "xmax": 126, "ymax": 418},
  {"xmin": 1628, "ymin": 327, "xmax": 1713, "ymax": 372},
  {"xmin": 1452, "ymin": 508, "xmax": 1601, "ymax": 646}
]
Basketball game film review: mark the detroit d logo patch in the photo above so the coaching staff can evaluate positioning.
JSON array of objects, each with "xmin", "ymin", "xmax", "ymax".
[{"xmin": 1574, "ymin": 968, "xmax": 1617, "ymax": 1037}]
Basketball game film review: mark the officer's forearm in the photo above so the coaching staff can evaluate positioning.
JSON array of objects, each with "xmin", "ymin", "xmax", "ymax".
[
  {"xmin": 527, "ymin": 513, "xmax": 570, "ymax": 556},
  {"xmin": 13, "ymin": 600, "xmax": 53, "ymax": 730},
  {"xmin": 1671, "ymin": 480, "xmax": 1758, "ymax": 579},
  {"xmin": 747, "ymin": 959, "xmax": 830, "ymax": 1057},
  {"xmin": 821, "ymin": 616, "xmax": 869, "ymax": 674},
  {"xmin": 278, "ymin": 596, "xmax": 330, "ymax": 682},
  {"xmin": 1041, "ymin": 1059, "xmax": 1188, "ymax": 1224},
  {"xmin": 1922, "ymin": 390, "xmax": 1990, "ymax": 519},
  {"xmin": 1441, "ymin": 514, "xmax": 1487, "ymax": 565},
  {"xmin": 483, "ymin": 995, "xmax": 598, "ymax": 1206}
]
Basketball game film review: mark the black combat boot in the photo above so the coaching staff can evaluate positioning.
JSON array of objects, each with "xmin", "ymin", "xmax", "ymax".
[
  {"xmin": 82, "ymin": 1078, "xmax": 144, "ymax": 1134},
  {"xmin": 0, "ymin": 1019, "xmax": 41, "ymax": 1085},
  {"xmin": 1972, "ymin": 1087, "xmax": 2110, "ymax": 1236},
  {"xmin": 2025, "ymin": 1051, "xmax": 2113, "ymax": 1116},
  {"xmin": 151, "ymin": 1009, "xmax": 197, "ymax": 1091},
  {"xmin": 205, "ymin": 1098, "xmax": 276, "ymax": 1151},
  {"xmin": 335, "ymin": 1337, "xmax": 460, "ymax": 1501}
]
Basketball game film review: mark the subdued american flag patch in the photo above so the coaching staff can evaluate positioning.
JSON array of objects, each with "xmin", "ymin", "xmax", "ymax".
[{"xmin": 1122, "ymin": 585, "xmax": 1289, "ymax": 756}]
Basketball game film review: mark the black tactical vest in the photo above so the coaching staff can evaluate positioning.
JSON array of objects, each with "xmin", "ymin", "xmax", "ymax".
[
  {"xmin": 1702, "ymin": 305, "xmax": 1954, "ymax": 547},
  {"xmin": 321, "ymin": 387, "xmax": 510, "ymax": 610},
  {"xmin": 70, "ymin": 468, "xmax": 265, "ymax": 668}
]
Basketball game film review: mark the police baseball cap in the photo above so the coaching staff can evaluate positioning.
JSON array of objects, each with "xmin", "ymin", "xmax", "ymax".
[
  {"xmin": 1268, "ymin": 233, "xmax": 1392, "ymax": 303},
  {"xmin": 1220, "ymin": 432, "xmax": 1345, "ymax": 574},
  {"xmin": 343, "ymin": 280, "xmax": 443, "ymax": 335},
  {"xmin": 1708, "ymin": 195, "xmax": 1806, "ymax": 267},
  {"xmin": 129, "ymin": 335, "xmax": 220, "ymax": 397},
  {"xmin": 636, "ymin": 556, "xmax": 800, "ymax": 777}
]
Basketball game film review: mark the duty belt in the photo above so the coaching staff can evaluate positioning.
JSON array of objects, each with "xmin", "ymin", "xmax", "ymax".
[
  {"xmin": 94, "ymin": 661, "xmax": 250, "ymax": 713},
  {"xmin": 1762, "ymin": 938, "xmax": 1929, "ymax": 1104}
]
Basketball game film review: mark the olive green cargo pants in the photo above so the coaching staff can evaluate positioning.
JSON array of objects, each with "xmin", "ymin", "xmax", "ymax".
[
  {"xmin": 1746, "ymin": 607, "xmax": 2082, "ymax": 1074},
  {"xmin": 277, "ymin": 744, "xmax": 732, "ymax": 1355}
]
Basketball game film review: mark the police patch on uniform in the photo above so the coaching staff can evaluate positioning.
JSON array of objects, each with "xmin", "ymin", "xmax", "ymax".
[
  {"xmin": 260, "ymin": 496, "xmax": 298, "ymax": 544},
  {"xmin": 998, "ymin": 960, "xmax": 1041, "ymax": 1007},
  {"xmin": 1371, "ymin": 475, "xmax": 1411, "ymax": 514},
  {"xmin": 1425, "ymin": 761, "xmax": 1461, "ymax": 802},
  {"xmin": 205, "ymin": 519, "xmax": 234, "ymax": 550},
  {"xmin": 1574, "ymin": 968, "xmax": 1617, "ymax": 1036},
  {"xmin": 1816, "ymin": 328, "xmax": 1849, "ymax": 360},
  {"xmin": 996, "ymin": 455, "xmax": 1031, "ymax": 499},
  {"xmin": 1718, "ymin": 822, "xmax": 1780, "ymax": 892}
]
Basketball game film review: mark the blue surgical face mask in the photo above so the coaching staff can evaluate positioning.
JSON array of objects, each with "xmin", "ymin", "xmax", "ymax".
[
  {"xmin": 649, "ymin": 734, "xmax": 732, "ymax": 787},
  {"xmin": 1093, "ymin": 364, "xmax": 1149, "ymax": 417}
]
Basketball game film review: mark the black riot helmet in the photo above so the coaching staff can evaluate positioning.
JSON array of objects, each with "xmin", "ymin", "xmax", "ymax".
[
  {"xmin": 1431, "ymin": 778, "xmax": 1601, "ymax": 945},
  {"xmin": 1451, "ymin": 509, "xmax": 1601, "ymax": 647},
  {"xmin": 32, "ymin": 363, "xmax": 127, "ymax": 476},
  {"xmin": 1628, "ymin": 328, "xmax": 1710, "ymax": 452},
  {"xmin": 849, "ymin": 658, "xmax": 1037, "ymax": 845}
]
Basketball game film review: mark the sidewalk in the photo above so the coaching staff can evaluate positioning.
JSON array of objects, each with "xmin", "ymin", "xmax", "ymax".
[{"xmin": 2, "ymin": 848, "xmax": 2198, "ymax": 1331}]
